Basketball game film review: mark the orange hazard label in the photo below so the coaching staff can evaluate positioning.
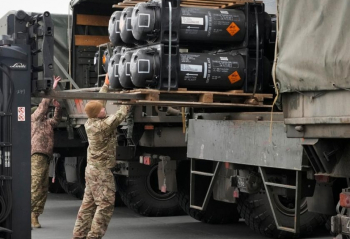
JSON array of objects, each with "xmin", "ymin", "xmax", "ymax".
[
  {"xmin": 226, "ymin": 22, "xmax": 240, "ymax": 36},
  {"xmin": 228, "ymin": 71, "xmax": 241, "ymax": 84}
]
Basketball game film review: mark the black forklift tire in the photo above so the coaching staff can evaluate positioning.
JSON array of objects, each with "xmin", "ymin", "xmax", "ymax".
[
  {"xmin": 237, "ymin": 192, "xmax": 327, "ymax": 238},
  {"xmin": 176, "ymin": 160, "xmax": 240, "ymax": 224},
  {"xmin": 116, "ymin": 164, "xmax": 183, "ymax": 217},
  {"xmin": 57, "ymin": 156, "xmax": 86, "ymax": 200}
]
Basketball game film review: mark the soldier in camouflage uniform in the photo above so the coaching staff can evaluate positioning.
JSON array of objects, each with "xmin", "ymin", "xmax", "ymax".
[
  {"xmin": 72, "ymin": 76, "xmax": 132, "ymax": 239},
  {"xmin": 31, "ymin": 76, "xmax": 62, "ymax": 228}
]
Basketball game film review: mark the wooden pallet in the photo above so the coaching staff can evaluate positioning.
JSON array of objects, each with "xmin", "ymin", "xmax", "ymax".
[
  {"xmin": 113, "ymin": 0, "xmax": 262, "ymax": 9},
  {"xmin": 34, "ymin": 88, "xmax": 273, "ymax": 108},
  {"xmin": 114, "ymin": 88, "xmax": 273, "ymax": 108}
]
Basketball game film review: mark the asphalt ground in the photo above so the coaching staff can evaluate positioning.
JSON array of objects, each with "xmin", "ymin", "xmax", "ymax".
[{"xmin": 32, "ymin": 193, "xmax": 331, "ymax": 239}]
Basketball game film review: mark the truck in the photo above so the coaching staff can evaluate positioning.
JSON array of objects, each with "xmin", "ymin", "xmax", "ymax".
[
  {"xmin": 87, "ymin": 0, "xmax": 338, "ymax": 237},
  {"xmin": 39, "ymin": 0, "xmax": 332, "ymax": 235},
  {"xmin": 271, "ymin": 1, "xmax": 350, "ymax": 238},
  {"xmin": 178, "ymin": 0, "xmax": 350, "ymax": 238},
  {"xmin": 1, "ymin": 0, "xmax": 345, "ymax": 238},
  {"xmin": 50, "ymin": 0, "xmax": 326, "ymax": 235}
]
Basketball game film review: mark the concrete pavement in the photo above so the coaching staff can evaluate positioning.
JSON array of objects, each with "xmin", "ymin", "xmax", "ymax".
[{"xmin": 32, "ymin": 193, "xmax": 331, "ymax": 239}]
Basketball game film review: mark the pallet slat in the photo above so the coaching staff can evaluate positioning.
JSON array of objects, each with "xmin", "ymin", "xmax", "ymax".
[
  {"xmin": 75, "ymin": 35, "xmax": 110, "ymax": 46},
  {"xmin": 113, "ymin": 0, "xmax": 262, "ymax": 9},
  {"xmin": 115, "ymin": 100, "xmax": 272, "ymax": 108},
  {"xmin": 35, "ymin": 87, "xmax": 272, "ymax": 108},
  {"xmin": 199, "ymin": 93, "xmax": 214, "ymax": 103},
  {"xmin": 181, "ymin": 1, "xmax": 228, "ymax": 6},
  {"xmin": 127, "ymin": 89, "xmax": 273, "ymax": 99},
  {"xmin": 76, "ymin": 14, "xmax": 110, "ymax": 27},
  {"xmin": 124, "ymin": 89, "xmax": 273, "ymax": 107}
]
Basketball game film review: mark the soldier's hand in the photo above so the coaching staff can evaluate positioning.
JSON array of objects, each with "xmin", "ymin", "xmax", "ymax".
[
  {"xmin": 53, "ymin": 100, "xmax": 60, "ymax": 107},
  {"xmin": 126, "ymin": 105, "xmax": 135, "ymax": 112},
  {"xmin": 53, "ymin": 75, "xmax": 61, "ymax": 90},
  {"xmin": 104, "ymin": 74, "xmax": 110, "ymax": 86},
  {"xmin": 126, "ymin": 100, "xmax": 136, "ymax": 111}
]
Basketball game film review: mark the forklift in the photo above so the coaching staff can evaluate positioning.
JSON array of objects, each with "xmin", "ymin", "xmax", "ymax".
[{"xmin": 0, "ymin": 10, "xmax": 54, "ymax": 239}]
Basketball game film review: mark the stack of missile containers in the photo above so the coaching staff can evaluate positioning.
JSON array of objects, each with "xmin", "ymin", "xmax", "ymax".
[{"xmin": 106, "ymin": 0, "xmax": 275, "ymax": 93}]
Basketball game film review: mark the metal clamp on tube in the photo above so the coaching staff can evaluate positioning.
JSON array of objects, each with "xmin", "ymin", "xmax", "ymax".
[{"xmin": 168, "ymin": 1, "xmax": 172, "ymax": 92}]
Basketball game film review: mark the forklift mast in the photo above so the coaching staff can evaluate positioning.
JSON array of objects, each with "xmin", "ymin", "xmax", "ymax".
[{"xmin": 0, "ymin": 10, "xmax": 53, "ymax": 239}]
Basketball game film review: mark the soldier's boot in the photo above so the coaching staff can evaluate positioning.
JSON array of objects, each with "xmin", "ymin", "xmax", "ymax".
[{"xmin": 31, "ymin": 212, "xmax": 41, "ymax": 228}]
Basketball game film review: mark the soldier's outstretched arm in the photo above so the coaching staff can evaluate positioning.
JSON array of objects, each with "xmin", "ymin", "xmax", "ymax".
[
  {"xmin": 96, "ymin": 75, "xmax": 110, "ymax": 108},
  {"xmin": 48, "ymin": 100, "xmax": 62, "ymax": 126},
  {"xmin": 31, "ymin": 98, "xmax": 51, "ymax": 121},
  {"xmin": 100, "ymin": 105, "xmax": 131, "ymax": 133},
  {"xmin": 32, "ymin": 75, "xmax": 61, "ymax": 121}
]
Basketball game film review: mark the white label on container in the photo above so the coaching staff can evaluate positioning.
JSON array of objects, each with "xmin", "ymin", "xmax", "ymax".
[
  {"xmin": 126, "ymin": 62, "xmax": 131, "ymax": 76},
  {"xmin": 179, "ymin": 48, "xmax": 189, "ymax": 53},
  {"xmin": 181, "ymin": 64, "xmax": 203, "ymax": 73},
  {"xmin": 115, "ymin": 20, "xmax": 120, "ymax": 33},
  {"xmin": 138, "ymin": 14, "xmax": 150, "ymax": 28},
  {"xmin": 114, "ymin": 64, "xmax": 119, "ymax": 77},
  {"xmin": 138, "ymin": 59, "xmax": 150, "ymax": 73},
  {"xmin": 220, "ymin": 11, "xmax": 229, "ymax": 14},
  {"xmin": 205, "ymin": 15, "xmax": 209, "ymax": 32},
  {"xmin": 127, "ymin": 18, "xmax": 132, "ymax": 31},
  {"xmin": 220, "ymin": 57, "xmax": 229, "ymax": 61},
  {"xmin": 181, "ymin": 17, "xmax": 204, "ymax": 25},
  {"xmin": 18, "ymin": 107, "xmax": 25, "ymax": 121}
]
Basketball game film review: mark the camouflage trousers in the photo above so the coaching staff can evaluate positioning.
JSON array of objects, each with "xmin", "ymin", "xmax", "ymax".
[
  {"xmin": 72, "ymin": 164, "xmax": 116, "ymax": 239},
  {"xmin": 31, "ymin": 153, "xmax": 50, "ymax": 215}
]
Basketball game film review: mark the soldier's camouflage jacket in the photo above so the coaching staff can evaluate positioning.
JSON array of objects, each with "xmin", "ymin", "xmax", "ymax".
[
  {"xmin": 31, "ymin": 98, "xmax": 62, "ymax": 158},
  {"xmin": 85, "ymin": 84, "xmax": 128, "ymax": 169}
]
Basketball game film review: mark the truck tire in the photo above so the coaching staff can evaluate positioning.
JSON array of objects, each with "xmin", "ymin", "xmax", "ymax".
[
  {"xmin": 56, "ymin": 156, "xmax": 125, "ymax": 206},
  {"xmin": 238, "ymin": 192, "xmax": 326, "ymax": 238},
  {"xmin": 177, "ymin": 160, "xmax": 240, "ymax": 224},
  {"xmin": 116, "ymin": 164, "xmax": 183, "ymax": 216},
  {"xmin": 48, "ymin": 177, "xmax": 65, "ymax": 193},
  {"xmin": 57, "ymin": 156, "xmax": 86, "ymax": 199}
]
